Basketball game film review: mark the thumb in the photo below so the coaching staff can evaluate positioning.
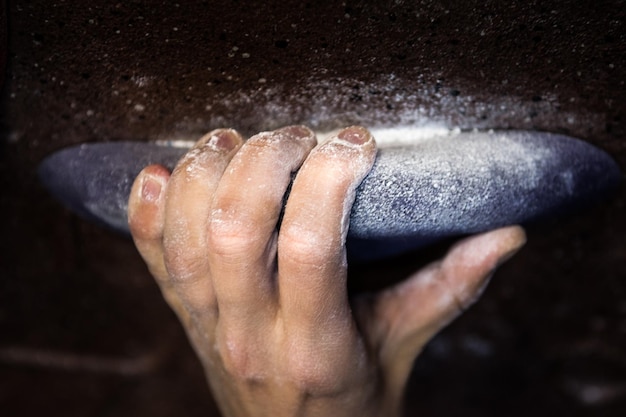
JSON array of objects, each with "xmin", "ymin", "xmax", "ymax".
[{"xmin": 364, "ymin": 226, "xmax": 526, "ymax": 392}]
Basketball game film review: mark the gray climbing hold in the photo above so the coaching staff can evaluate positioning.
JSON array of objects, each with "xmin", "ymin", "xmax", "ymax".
[{"xmin": 38, "ymin": 130, "xmax": 621, "ymax": 261}]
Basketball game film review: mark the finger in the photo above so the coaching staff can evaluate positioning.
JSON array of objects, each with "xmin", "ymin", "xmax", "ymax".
[
  {"xmin": 278, "ymin": 126, "xmax": 377, "ymax": 335},
  {"xmin": 128, "ymin": 164, "xmax": 193, "ymax": 322},
  {"xmin": 207, "ymin": 126, "xmax": 317, "ymax": 324},
  {"xmin": 128, "ymin": 164, "xmax": 170, "ymax": 282},
  {"xmin": 369, "ymin": 226, "xmax": 526, "ymax": 386},
  {"xmin": 163, "ymin": 129, "xmax": 243, "ymax": 316}
]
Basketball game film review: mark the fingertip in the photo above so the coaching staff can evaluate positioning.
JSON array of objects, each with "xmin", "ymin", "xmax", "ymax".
[
  {"xmin": 495, "ymin": 225, "xmax": 527, "ymax": 266},
  {"xmin": 446, "ymin": 225, "xmax": 526, "ymax": 271},
  {"xmin": 436, "ymin": 225, "xmax": 526, "ymax": 310},
  {"xmin": 132, "ymin": 164, "xmax": 170, "ymax": 205},
  {"xmin": 140, "ymin": 164, "xmax": 170, "ymax": 200},
  {"xmin": 336, "ymin": 125, "xmax": 375, "ymax": 146},
  {"xmin": 195, "ymin": 128, "xmax": 243, "ymax": 153},
  {"xmin": 326, "ymin": 126, "xmax": 377, "ymax": 157},
  {"xmin": 306, "ymin": 126, "xmax": 377, "ymax": 185},
  {"xmin": 128, "ymin": 164, "xmax": 170, "ymax": 239},
  {"xmin": 473, "ymin": 225, "xmax": 527, "ymax": 270},
  {"xmin": 278, "ymin": 124, "xmax": 317, "ymax": 145}
]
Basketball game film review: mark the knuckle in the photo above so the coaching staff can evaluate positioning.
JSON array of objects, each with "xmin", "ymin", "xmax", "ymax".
[
  {"xmin": 163, "ymin": 245, "xmax": 207, "ymax": 282},
  {"xmin": 282, "ymin": 323, "xmax": 368, "ymax": 395},
  {"xmin": 278, "ymin": 222, "xmax": 343, "ymax": 267},
  {"xmin": 289, "ymin": 362, "xmax": 331, "ymax": 392},
  {"xmin": 285, "ymin": 349, "xmax": 347, "ymax": 395},
  {"xmin": 279, "ymin": 226, "xmax": 340, "ymax": 267},
  {"xmin": 207, "ymin": 212, "xmax": 261, "ymax": 256},
  {"xmin": 216, "ymin": 330, "xmax": 264, "ymax": 382}
]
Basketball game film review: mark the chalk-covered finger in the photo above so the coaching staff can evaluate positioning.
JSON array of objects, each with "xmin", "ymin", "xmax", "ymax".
[
  {"xmin": 207, "ymin": 126, "xmax": 317, "ymax": 322},
  {"xmin": 129, "ymin": 164, "xmax": 170, "ymax": 281},
  {"xmin": 163, "ymin": 129, "xmax": 242, "ymax": 313},
  {"xmin": 278, "ymin": 126, "xmax": 377, "ymax": 333},
  {"xmin": 128, "ymin": 164, "xmax": 196, "ymax": 323}
]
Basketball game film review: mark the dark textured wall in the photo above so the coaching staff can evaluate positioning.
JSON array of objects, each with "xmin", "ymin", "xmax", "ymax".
[{"xmin": 1, "ymin": 1, "xmax": 625, "ymax": 416}]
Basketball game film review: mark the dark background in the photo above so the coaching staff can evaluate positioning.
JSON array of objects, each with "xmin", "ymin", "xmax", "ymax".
[{"xmin": 1, "ymin": 1, "xmax": 625, "ymax": 416}]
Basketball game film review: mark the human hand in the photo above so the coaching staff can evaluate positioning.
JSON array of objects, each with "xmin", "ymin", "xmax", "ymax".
[{"xmin": 128, "ymin": 125, "xmax": 526, "ymax": 417}]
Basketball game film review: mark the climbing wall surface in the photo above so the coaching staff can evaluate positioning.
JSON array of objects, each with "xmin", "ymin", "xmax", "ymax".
[{"xmin": 1, "ymin": 1, "xmax": 625, "ymax": 416}]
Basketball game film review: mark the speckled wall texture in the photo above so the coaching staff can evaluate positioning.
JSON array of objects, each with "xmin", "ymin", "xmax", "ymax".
[{"xmin": 1, "ymin": 1, "xmax": 625, "ymax": 416}]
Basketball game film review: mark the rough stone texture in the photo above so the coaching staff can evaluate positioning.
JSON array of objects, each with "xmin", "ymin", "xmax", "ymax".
[{"xmin": 0, "ymin": 1, "xmax": 625, "ymax": 416}]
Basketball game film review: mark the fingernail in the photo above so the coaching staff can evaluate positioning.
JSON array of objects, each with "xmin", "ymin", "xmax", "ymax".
[
  {"xmin": 204, "ymin": 129, "xmax": 241, "ymax": 151},
  {"xmin": 141, "ymin": 175, "xmax": 162, "ymax": 203},
  {"xmin": 337, "ymin": 126, "xmax": 371, "ymax": 145},
  {"xmin": 280, "ymin": 125, "xmax": 314, "ymax": 140}
]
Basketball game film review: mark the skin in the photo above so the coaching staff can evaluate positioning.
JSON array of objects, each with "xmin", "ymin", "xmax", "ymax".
[{"xmin": 128, "ymin": 125, "xmax": 526, "ymax": 417}]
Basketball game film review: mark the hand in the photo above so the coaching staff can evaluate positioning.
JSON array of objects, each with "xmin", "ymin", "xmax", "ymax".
[{"xmin": 128, "ymin": 125, "xmax": 526, "ymax": 417}]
